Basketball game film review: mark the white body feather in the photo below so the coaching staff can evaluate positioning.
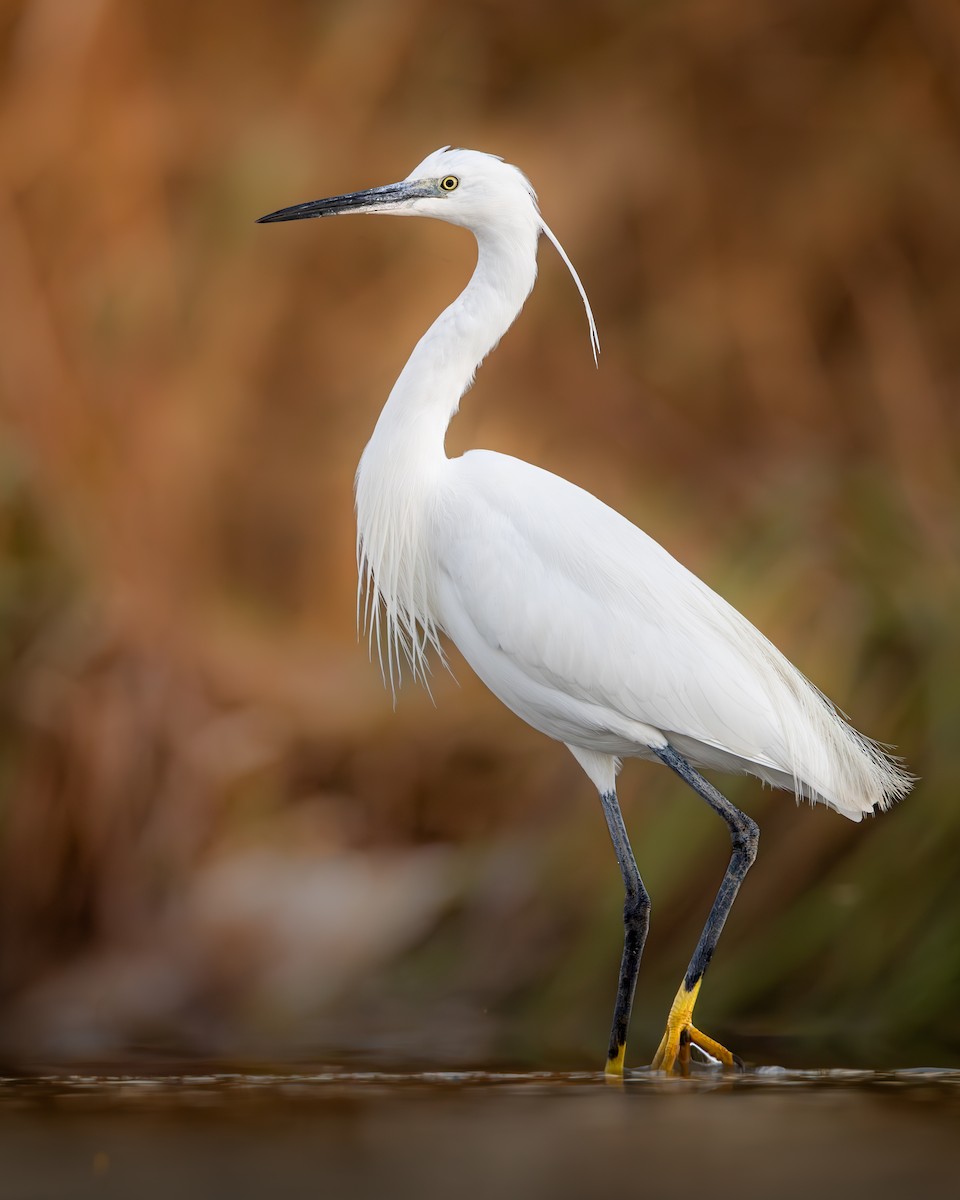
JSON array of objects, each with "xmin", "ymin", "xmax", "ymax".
[{"xmin": 353, "ymin": 147, "xmax": 910, "ymax": 821}]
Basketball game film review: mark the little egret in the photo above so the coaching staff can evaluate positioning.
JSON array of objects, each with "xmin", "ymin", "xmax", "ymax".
[{"xmin": 258, "ymin": 147, "xmax": 911, "ymax": 1075}]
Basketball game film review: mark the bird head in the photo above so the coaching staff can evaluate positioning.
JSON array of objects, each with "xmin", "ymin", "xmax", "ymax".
[
  {"xmin": 257, "ymin": 147, "xmax": 537, "ymax": 229},
  {"xmin": 258, "ymin": 146, "xmax": 599, "ymax": 361}
]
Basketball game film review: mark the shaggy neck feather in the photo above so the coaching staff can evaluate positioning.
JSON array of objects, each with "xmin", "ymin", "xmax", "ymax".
[{"xmin": 354, "ymin": 219, "xmax": 540, "ymax": 684}]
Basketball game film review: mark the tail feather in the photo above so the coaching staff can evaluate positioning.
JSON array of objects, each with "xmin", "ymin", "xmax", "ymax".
[{"xmin": 760, "ymin": 652, "xmax": 913, "ymax": 821}]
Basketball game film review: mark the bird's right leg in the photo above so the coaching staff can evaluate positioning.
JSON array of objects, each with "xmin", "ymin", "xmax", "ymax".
[
  {"xmin": 650, "ymin": 744, "xmax": 759, "ymax": 1074},
  {"xmin": 600, "ymin": 788, "xmax": 650, "ymax": 1078}
]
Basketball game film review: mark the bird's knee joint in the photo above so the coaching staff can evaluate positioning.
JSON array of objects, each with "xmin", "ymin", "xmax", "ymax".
[
  {"xmin": 733, "ymin": 817, "xmax": 760, "ymax": 864},
  {"xmin": 623, "ymin": 886, "xmax": 651, "ymax": 929}
]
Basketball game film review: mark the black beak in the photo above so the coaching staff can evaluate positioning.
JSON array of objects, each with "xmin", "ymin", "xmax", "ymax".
[{"xmin": 257, "ymin": 180, "xmax": 435, "ymax": 224}]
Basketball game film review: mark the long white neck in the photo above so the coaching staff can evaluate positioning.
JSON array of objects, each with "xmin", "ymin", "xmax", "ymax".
[
  {"xmin": 355, "ymin": 218, "xmax": 540, "ymax": 687},
  {"xmin": 369, "ymin": 222, "xmax": 539, "ymax": 459}
]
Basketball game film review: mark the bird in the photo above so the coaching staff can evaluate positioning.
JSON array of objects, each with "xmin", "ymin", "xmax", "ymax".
[{"xmin": 258, "ymin": 147, "xmax": 912, "ymax": 1076}]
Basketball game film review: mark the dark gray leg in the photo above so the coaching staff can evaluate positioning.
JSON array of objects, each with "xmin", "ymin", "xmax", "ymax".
[
  {"xmin": 600, "ymin": 788, "xmax": 650, "ymax": 1075},
  {"xmin": 651, "ymin": 744, "xmax": 759, "ymax": 1071}
]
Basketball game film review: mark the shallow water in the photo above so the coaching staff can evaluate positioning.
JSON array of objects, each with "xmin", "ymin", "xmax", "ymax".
[{"xmin": 2, "ymin": 1067, "xmax": 958, "ymax": 1199}]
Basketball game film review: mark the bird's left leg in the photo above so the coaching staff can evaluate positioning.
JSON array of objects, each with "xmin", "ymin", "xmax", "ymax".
[
  {"xmin": 599, "ymin": 788, "xmax": 651, "ymax": 1078},
  {"xmin": 651, "ymin": 744, "xmax": 759, "ymax": 1074}
]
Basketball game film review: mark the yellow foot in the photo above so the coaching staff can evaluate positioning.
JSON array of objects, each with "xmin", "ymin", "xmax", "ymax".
[
  {"xmin": 650, "ymin": 978, "xmax": 738, "ymax": 1074},
  {"xmin": 604, "ymin": 1042, "xmax": 627, "ymax": 1081}
]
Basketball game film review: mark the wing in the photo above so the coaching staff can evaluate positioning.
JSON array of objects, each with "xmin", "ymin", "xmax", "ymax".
[
  {"xmin": 432, "ymin": 450, "xmax": 812, "ymax": 775},
  {"xmin": 429, "ymin": 450, "xmax": 910, "ymax": 819}
]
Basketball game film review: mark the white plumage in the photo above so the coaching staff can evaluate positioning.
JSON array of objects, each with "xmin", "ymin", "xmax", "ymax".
[
  {"xmin": 259, "ymin": 145, "xmax": 911, "ymax": 1073},
  {"xmin": 346, "ymin": 146, "xmax": 909, "ymax": 822},
  {"xmin": 433, "ymin": 450, "xmax": 908, "ymax": 819}
]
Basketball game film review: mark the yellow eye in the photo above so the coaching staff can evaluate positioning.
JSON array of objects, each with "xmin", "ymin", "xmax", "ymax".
[{"xmin": 440, "ymin": 175, "xmax": 459, "ymax": 192}]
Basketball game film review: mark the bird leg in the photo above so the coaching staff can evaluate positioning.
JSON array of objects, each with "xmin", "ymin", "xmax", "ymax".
[
  {"xmin": 650, "ymin": 745, "xmax": 759, "ymax": 1074},
  {"xmin": 599, "ymin": 788, "xmax": 650, "ymax": 1077}
]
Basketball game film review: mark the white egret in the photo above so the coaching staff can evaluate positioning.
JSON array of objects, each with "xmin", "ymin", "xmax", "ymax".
[{"xmin": 258, "ymin": 147, "xmax": 911, "ymax": 1075}]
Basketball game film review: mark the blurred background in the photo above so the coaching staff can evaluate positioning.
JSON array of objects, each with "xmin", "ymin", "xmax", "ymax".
[{"xmin": 0, "ymin": 0, "xmax": 957, "ymax": 1071}]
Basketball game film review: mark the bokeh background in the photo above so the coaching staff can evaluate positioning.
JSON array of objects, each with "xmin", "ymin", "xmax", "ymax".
[{"xmin": 0, "ymin": 0, "xmax": 957, "ymax": 1070}]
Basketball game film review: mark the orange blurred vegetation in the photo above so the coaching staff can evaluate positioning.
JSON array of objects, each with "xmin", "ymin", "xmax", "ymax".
[{"xmin": 0, "ymin": 0, "xmax": 958, "ymax": 1067}]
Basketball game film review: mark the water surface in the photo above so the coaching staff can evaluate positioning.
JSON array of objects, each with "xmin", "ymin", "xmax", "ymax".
[{"xmin": 2, "ymin": 1067, "xmax": 957, "ymax": 1199}]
